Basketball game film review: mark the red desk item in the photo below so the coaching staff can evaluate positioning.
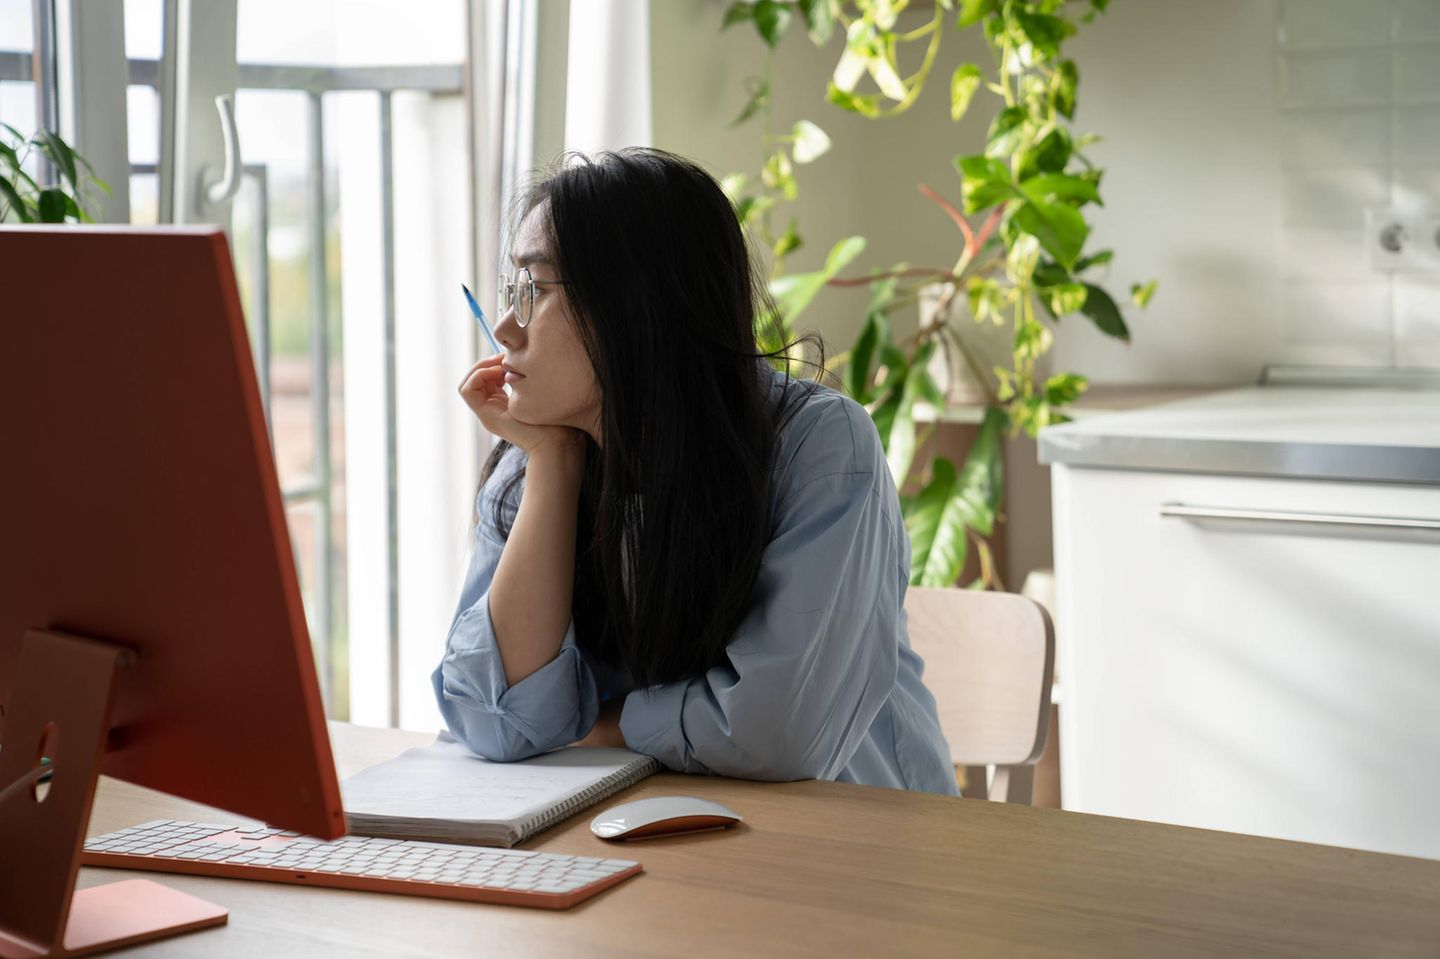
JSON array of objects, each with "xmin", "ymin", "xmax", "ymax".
[{"xmin": 0, "ymin": 226, "xmax": 344, "ymax": 956}]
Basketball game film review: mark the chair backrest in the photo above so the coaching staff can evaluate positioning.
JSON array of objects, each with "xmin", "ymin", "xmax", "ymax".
[{"xmin": 904, "ymin": 587, "xmax": 1055, "ymax": 803}]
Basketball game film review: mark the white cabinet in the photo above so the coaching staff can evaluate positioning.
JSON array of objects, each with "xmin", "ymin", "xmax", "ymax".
[{"xmin": 1051, "ymin": 465, "xmax": 1440, "ymax": 858}]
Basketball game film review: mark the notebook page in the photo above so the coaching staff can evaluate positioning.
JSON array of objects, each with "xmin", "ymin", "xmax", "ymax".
[{"xmin": 340, "ymin": 736, "xmax": 650, "ymax": 826}]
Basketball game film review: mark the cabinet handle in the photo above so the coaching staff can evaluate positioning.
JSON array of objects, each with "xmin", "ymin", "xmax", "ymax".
[{"xmin": 1159, "ymin": 503, "xmax": 1440, "ymax": 532}]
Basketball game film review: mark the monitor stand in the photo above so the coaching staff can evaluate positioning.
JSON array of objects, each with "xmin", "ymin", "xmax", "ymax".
[{"xmin": 0, "ymin": 629, "xmax": 228, "ymax": 958}]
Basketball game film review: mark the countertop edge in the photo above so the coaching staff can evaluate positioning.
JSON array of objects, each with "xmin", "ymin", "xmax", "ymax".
[{"xmin": 1038, "ymin": 433, "xmax": 1440, "ymax": 486}]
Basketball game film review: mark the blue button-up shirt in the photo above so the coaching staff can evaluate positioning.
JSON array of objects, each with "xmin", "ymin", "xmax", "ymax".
[{"xmin": 431, "ymin": 364, "xmax": 960, "ymax": 796}]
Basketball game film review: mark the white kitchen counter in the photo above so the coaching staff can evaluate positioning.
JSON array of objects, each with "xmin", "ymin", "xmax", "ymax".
[
  {"xmin": 1040, "ymin": 381, "xmax": 1440, "ymax": 859},
  {"xmin": 1039, "ymin": 386, "xmax": 1440, "ymax": 485}
]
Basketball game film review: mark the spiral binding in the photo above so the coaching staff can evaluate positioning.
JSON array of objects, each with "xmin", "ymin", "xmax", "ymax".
[{"xmin": 515, "ymin": 755, "xmax": 661, "ymax": 842}]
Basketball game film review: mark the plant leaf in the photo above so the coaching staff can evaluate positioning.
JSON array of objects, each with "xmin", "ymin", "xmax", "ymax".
[
  {"xmin": 37, "ymin": 131, "xmax": 79, "ymax": 193},
  {"xmin": 869, "ymin": 50, "xmax": 909, "ymax": 102},
  {"xmin": 950, "ymin": 63, "xmax": 983, "ymax": 123},
  {"xmin": 38, "ymin": 187, "xmax": 68, "ymax": 222},
  {"xmin": 914, "ymin": 363, "xmax": 946, "ymax": 407},
  {"xmin": 955, "ymin": 154, "xmax": 1017, "ymax": 214},
  {"xmin": 761, "ymin": 148, "xmax": 797, "ymax": 200},
  {"xmin": 885, "ymin": 342, "xmax": 939, "ymax": 486},
  {"xmin": 0, "ymin": 177, "xmax": 34, "ymax": 222},
  {"xmin": 721, "ymin": 2, "xmax": 752, "ymax": 29},
  {"xmin": 773, "ymin": 218, "xmax": 803, "ymax": 259},
  {"xmin": 1131, "ymin": 279, "xmax": 1158, "ymax": 308},
  {"xmin": 1014, "ymin": 11, "xmax": 1074, "ymax": 61},
  {"xmin": 752, "ymin": 0, "xmax": 791, "ymax": 47},
  {"xmin": 906, "ymin": 458, "xmax": 970, "ymax": 587},
  {"xmin": 886, "ymin": 395, "xmax": 917, "ymax": 487},
  {"xmin": 984, "ymin": 106, "xmax": 1029, "ymax": 159},
  {"xmin": 1032, "ymin": 260, "xmax": 1071, "ymax": 287},
  {"xmin": 791, "ymin": 119, "xmax": 831, "ymax": 163},
  {"xmin": 1074, "ymin": 249, "xmax": 1113, "ymax": 271},
  {"xmin": 870, "ymin": 363, "xmax": 907, "ymax": 453},
  {"xmin": 1079, "ymin": 283, "xmax": 1130, "ymax": 340},
  {"xmin": 768, "ymin": 235, "xmax": 867, "ymax": 325},
  {"xmin": 1014, "ymin": 197, "xmax": 1088, "ymax": 270},
  {"xmin": 1020, "ymin": 172, "xmax": 1100, "ymax": 206},
  {"xmin": 832, "ymin": 47, "xmax": 867, "ymax": 93},
  {"xmin": 731, "ymin": 79, "xmax": 770, "ymax": 127},
  {"xmin": 1044, "ymin": 372, "xmax": 1089, "ymax": 406},
  {"xmin": 1021, "ymin": 125, "xmax": 1072, "ymax": 177},
  {"xmin": 823, "ymin": 234, "xmax": 866, "ymax": 274},
  {"xmin": 826, "ymin": 81, "xmax": 881, "ymax": 117},
  {"xmin": 1045, "ymin": 282, "xmax": 1087, "ymax": 316},
  {"xmin": 905, "ymin": 406, "xmax": 1005, "ymax": 586},
  {"xmin": 1055, "ymin": 60, "xmax": 1078, "ymax": 118},
  {"xmin": 847, "ymin": 309, "xmax": 886, "ymax": 403},
  {"xmin": 957, "ymin": 0, "xmax": 997, "ymax": 28},
  {"xmin": 797, "ymin": 0, "xmax": 834, "ymax": 45},
  {"xmin": 953, "ymin": 405, "xmax": 1005, "ymax": 539}
]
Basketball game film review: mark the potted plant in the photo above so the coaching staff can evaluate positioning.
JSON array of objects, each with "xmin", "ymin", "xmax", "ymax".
[
  {"xmin": 0, "ymin": 123, "xmax": 109, "ymax": 223},
  {"xmin": 721, "ymin": 0, "xmax": 1155, "ymax": 588}
]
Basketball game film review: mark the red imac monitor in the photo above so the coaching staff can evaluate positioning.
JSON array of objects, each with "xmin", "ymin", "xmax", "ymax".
[{"xmin": 0, "ymin": 226, "xmax": 345, "ymax": 956}]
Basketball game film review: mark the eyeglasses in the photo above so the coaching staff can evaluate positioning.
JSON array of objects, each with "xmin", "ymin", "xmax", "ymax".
[{"xmin": 498, "ymin": 266, "xmax": 568, "ymax": 328}]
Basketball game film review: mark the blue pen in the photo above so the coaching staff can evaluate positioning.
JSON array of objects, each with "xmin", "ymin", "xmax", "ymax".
[{"xmin": 461, "ymin": 283, "xmax": 504, "ymax": 355}]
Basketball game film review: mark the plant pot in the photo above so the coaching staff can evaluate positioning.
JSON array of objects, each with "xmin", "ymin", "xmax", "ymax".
[{"xmin": 918, "ymin": 282, "xmax": 1015, "ymax": 407}]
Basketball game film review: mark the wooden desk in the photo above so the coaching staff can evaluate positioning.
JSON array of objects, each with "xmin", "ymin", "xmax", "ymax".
[{"xmin": 79, "ymin": 722, "xmax": 1440, "ymax": 957}]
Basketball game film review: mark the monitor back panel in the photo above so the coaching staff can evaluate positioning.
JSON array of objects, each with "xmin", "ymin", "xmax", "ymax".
[{"xmin": 0, "ymin": 226, "xmax": 344, "ymax": 839}]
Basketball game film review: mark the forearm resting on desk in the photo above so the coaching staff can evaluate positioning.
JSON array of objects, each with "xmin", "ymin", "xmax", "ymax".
[{"xmin": 488, "ymin": 446, "xmax": 584, "ymax": 687}]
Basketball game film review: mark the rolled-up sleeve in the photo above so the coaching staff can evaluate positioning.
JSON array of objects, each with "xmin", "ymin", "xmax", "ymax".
[
  {"xmin": 619, "ymin": 467, "xmax": 902, "ymax": 782},
  {"xmin": 431, "ymin": 450, "xmax": 599, "ymax": 761}
]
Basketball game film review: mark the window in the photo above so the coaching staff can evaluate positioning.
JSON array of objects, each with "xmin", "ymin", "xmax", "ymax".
[
  {"xmin": 11, "ymin": 0, "xmax": 542, "ymax": 733},
  {"xmin": 0, "ymin": 1, "xmax": 38, "ymax": 175}
]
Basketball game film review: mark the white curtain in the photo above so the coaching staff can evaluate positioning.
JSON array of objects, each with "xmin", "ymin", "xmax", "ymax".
[
  {"xmin": 356, "ymin": 0, "xmax": 652, "ymax": 731},
  {"xmin": 350, "ymin": 0, "xmax": 528, "ymax": 732},
  {"xmin": 564, "ymin": 0, "xmax": 652, "ymax": 154}
]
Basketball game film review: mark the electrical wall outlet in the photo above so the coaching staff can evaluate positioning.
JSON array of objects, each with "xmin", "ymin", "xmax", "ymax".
[
  {"xmin": 1365, "ymin": 207, "xmax": 1407, "ymax": 272},
  {"xmin": 1365, "ymin": 207, "xmax": 1440, "ymax": 273}
]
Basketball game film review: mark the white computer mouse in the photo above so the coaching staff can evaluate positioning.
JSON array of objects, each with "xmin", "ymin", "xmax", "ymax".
[{"xmin": 590, "ymin": 796, "xmax": 742, "ymax": 841}]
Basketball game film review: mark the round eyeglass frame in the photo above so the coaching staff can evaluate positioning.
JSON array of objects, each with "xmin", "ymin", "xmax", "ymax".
[{"xmin": 497, "ymin": 267, "xmax": 567, "ymax": 328}]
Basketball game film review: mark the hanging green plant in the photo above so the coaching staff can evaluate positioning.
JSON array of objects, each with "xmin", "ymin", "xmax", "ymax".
[{"xmin": 722, "ymin": 0, "xmax": 1155, "ymax": 589}]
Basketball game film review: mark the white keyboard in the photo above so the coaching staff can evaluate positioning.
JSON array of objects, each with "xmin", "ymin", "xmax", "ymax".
[{"xmin": 83, "ymin": 819, "xmax": 642, "ymax": 910}]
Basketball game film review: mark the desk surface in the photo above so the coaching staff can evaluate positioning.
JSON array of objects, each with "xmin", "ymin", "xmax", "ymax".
[{"xmin": 80, "ymin": 722, "xmax": 1440, "ymax": 958}]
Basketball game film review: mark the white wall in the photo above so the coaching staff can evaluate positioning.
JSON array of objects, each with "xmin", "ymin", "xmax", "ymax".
[
  {"xmin": 651, "ymin": 0, "xmax": 1440, "ymax": 385},
  {"xmin": 1052, "ymin": 0, "xmax": 1285, "ymax": 383}
]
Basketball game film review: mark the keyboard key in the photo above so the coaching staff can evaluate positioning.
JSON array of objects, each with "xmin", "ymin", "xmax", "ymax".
[{"xmin": 568, "ymin": 869, "xmax": 611, "ymax": 882}]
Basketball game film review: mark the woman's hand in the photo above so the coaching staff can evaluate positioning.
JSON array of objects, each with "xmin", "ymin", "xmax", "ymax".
[
  {"xmin": 572, "ymin": 700, "xmax": 627, "ymax": 749},
  {"xmin": 458, "ymin": 355, "xmax": 586, "ymax": 458}
]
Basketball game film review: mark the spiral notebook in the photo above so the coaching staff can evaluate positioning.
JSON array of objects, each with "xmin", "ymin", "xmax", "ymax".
[{"xmin": 339, "ymin": 730, "xmax": 660, "ymax": 848}]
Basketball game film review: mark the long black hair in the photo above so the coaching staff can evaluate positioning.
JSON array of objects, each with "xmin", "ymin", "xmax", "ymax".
[{"xmin": 475, "ymin": 147, "xmax": 823, "ymax": 689}]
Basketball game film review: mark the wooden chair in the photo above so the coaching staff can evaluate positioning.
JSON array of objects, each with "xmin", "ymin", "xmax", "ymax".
[{"xmin": 904, "ymin": 586, "xmax": 1055, "ymax": 804}]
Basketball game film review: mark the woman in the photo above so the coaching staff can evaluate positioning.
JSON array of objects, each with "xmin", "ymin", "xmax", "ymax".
[{"xmin": 432, "ymin": 147, "xmax": 958, "ymax": 796}]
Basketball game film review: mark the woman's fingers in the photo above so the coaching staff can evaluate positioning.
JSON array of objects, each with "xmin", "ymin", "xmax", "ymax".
[
  {"xmin": 459, "ymin": 361, "xmax": 506, "ymax": 394},
  {"xmin": 458, "ymin": 354, "xmax": 505, "ymax": 384}
]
